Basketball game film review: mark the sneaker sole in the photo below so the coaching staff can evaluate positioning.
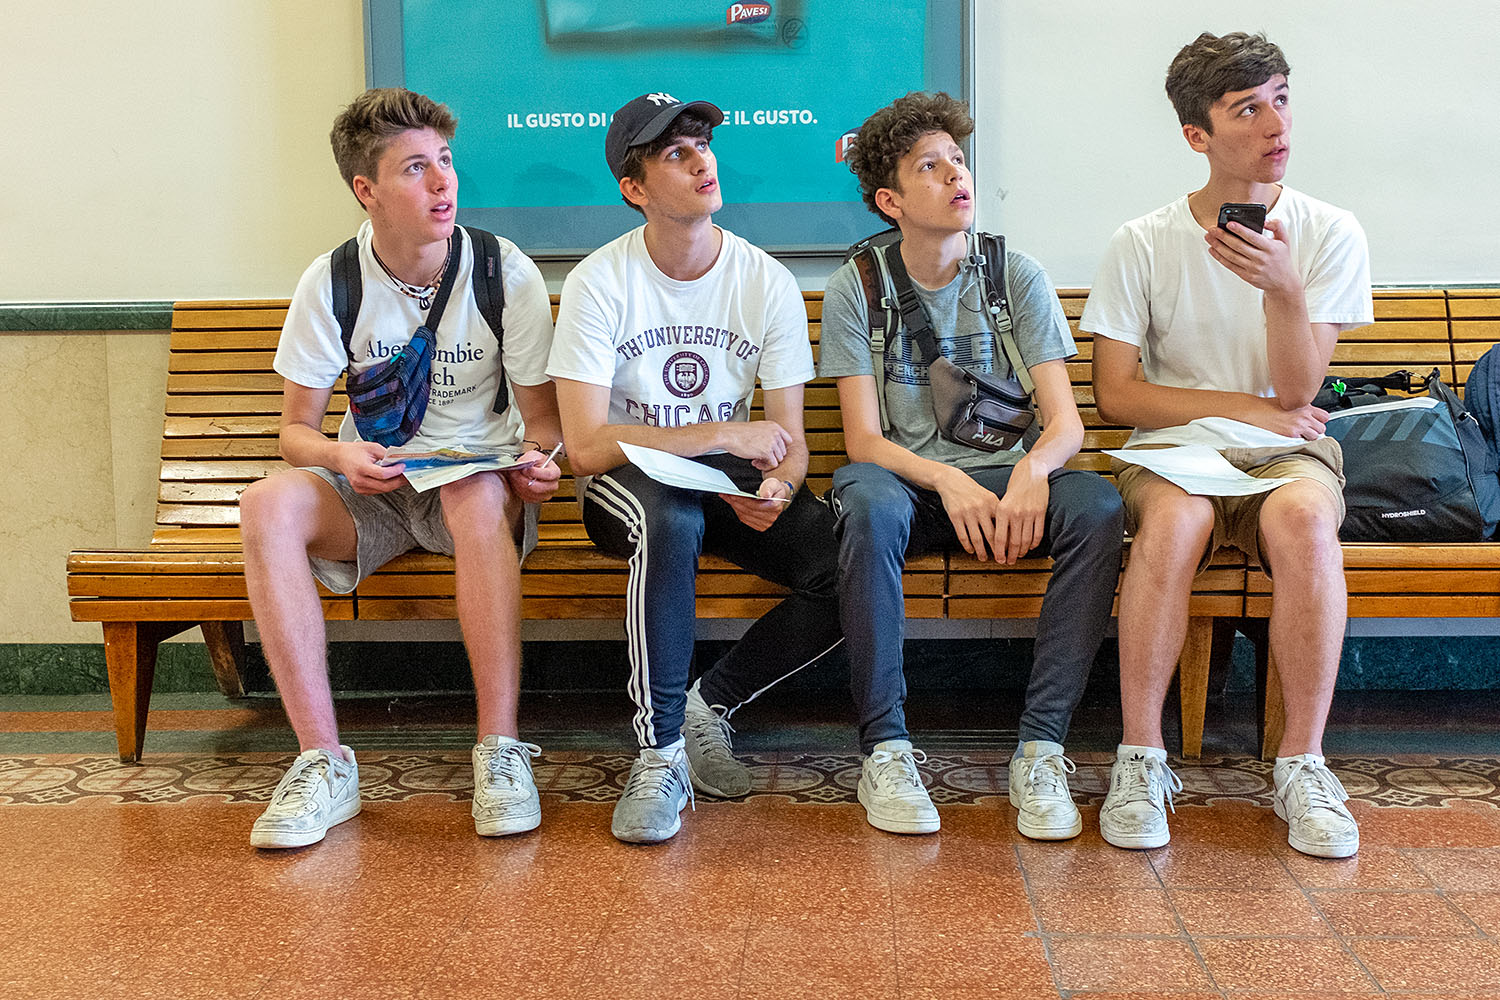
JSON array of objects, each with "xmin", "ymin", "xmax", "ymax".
[
  {"xmin": 1009, "ymin": 784, "xmax": 1083, "ymax": 841},
  {"xmin": 1274, "ymin": 800, "xmax": 1359, "ymax": 858},
  {"xmin": 857, "ymin": 783, "xmax": 940, "ymax": 835},
  {"xmin": 1099, "ymin": 821, "xmax": 1169, "ymax": 850},
  {"xmin": 611, "ymin": 815, "xmax": 683, "ymax": 844},
  {"xmin": 250, "ymin": 796, "xmax": 361, "ymax": 849},
  {"xmin": 474, "ymin": 806, "xmax": 542, "ymax": 837}
]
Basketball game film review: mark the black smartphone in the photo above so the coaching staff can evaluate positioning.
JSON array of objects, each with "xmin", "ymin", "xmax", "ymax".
[{"xmin": 1217, "ymin": 202, "xmax": 1267, "ymax": 234}]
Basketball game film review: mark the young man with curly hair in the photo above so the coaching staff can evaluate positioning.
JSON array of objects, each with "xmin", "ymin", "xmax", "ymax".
[
  {"xmin": 240, "ymin": 88, "xmax": 562, "ymax": 848},
  {"xmin": 819, "ymin": 91, "xmax": 1124, "ymax": 837},
  {"xmin": 1083, "ymin": 33, "xmax": 1372, "ymax": 857},
  {"xmin": 548, "ymin": 93, "xmax": 842, "ymax": 844}
]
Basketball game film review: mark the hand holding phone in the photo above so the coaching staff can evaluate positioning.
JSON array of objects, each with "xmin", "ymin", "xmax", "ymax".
[{"xmin": 1217, "ymin": 202, "xmax": 1267, "ymax": 235}]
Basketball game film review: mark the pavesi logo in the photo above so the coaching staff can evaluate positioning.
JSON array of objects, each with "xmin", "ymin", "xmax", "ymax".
[
  {"xmin": 834, "ymin": 129, "xmax": 859, "ymax": 163},
  {"xmin": 727, "ymin": 3, "xmax": 772, "ymax": 24}
]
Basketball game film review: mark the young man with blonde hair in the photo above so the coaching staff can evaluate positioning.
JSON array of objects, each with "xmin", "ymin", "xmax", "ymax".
[
  {"xmin": 1084, "ymin": 33, "xmax": 1372, "ymax": 857},
  {"xmin": 240, "ymin": 88, "xmax": 562, "ymax": 848}
]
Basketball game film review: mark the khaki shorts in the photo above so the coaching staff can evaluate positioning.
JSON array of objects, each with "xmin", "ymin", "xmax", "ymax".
[
  {"xmin": 301, "ymin": 466, "xmax": 540, "ymax": 594},
  {"xmin": 1110, "ymin": 436, "xmax": 1345, "ymax": 575}
]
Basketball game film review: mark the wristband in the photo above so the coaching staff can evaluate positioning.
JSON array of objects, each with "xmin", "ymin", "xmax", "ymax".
[{"xmin": 782, "ymin": 480, "xmax": 796, "ymax": 497}]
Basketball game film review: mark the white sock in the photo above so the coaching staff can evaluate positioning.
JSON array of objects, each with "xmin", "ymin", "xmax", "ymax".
[
  {"xmin": 652, "ymin": 737, "xmax": 686, "ymax": 756},
  {"xmin": 1117, "ymin": 743, "xmax": 1167, "ymax": 762}
]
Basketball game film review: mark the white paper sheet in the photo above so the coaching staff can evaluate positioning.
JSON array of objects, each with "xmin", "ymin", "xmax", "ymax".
[
  {"xmin": 376, "ymin": 446, "xmax": 535, "ymax": 492},
  {"xmin": 619, "ymin": 441, "xmax": 791, "ymax": 502},
  {"xmin": 1103, "ymin": 444, "xmax": 1296, "ymax": 497}
]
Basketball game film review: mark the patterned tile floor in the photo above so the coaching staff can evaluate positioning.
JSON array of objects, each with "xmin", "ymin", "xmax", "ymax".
[{"xmin": 5, "ymin": 690, "xmax": 1500, "ymax": 998}]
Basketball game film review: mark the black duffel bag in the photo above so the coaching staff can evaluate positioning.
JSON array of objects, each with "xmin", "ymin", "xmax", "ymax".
[{"xmin": 1316, "ymin": 369, "xmax": 1500, "ymax": 541}]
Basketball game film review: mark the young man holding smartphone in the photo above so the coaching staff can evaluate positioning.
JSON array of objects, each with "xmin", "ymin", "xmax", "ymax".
[
  {"xmin": 820, "ymin": 92, "xmax": 1124, "ymax": 838},
  {"xmin": 547, "ymin": 93, "xmax": 842, "ymax": 844},
  {"xmin": 1082, "ymin": 32, "xmax": 1373, "ymax": 857}
]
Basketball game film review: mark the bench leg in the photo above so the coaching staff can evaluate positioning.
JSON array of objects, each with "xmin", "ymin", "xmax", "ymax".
[
  {"xmin": 101, "ymin": 620, "xmax": 197, "ymax": 763},
  {"xmin": 201, "ymin": 621, "xmax": 246, "ymax": 698},
  {"xmin": 1177, "ymin": 616, "xmax": 1212, "ymax": 760},
  {"xmin": 1259, "ymin": 650, "xmax": 1286, "ymax": 761},
  {"xmin": 103, "ymin": 622, "xmax": 161, "ymax": 763}
]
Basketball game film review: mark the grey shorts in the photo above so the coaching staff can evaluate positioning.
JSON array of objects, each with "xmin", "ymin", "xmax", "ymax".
[{"xmin": 301, "ymin": 467, "xmax": 541, "ymax": 594}]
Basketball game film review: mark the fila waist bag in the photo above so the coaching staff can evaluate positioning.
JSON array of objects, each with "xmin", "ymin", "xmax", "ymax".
[
  {"xmin": 340, "ymin": 230, "xmax": 462, "ymax": 448},
  {"xmin": 875, "ymin": 233, "xmax": 1034, "ymax": 452},
  {"xmin": 1316, "ymin": 369, "xmax": 1500, "ymax": 541}
]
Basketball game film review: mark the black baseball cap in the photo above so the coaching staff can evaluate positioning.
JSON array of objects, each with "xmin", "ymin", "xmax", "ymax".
[{"xmin": 605, "ymin": 93, "xmax": 725, "ymax": 180}]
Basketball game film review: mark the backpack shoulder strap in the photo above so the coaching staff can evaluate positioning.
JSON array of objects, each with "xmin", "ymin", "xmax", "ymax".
[
  {"xmin": 972, "ymin": 232, "xmax": 1033, "ymax": 395},
  {"xmin": 851, "ymin": 247, "xmax": 896, "ymax": 432},
  {"xmin": 464, "ymin": 226, "xmax": 510, "ymax": 415},
  {"xmin": 329, "ymin": 237, "xmax": 363, "ymax": 357}
]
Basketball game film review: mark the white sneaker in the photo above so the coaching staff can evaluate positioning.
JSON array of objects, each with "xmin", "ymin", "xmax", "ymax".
[
  {"xmin": 1008, "ymin": 740, "xmax": 1082, "ymax": 841},
  {"xmin": 1099, "ymin": 745, "xmax": 1181, "ymax": 850},
  {"xmin": 250, "ymin": 745, "xmax": 360, "ymax": 849},
  {"xmin": 858, "ymin": 739, "xmax": 940, "ymax": 835},
  {"xmin": 1273, "ymin": 753, "xmax": 1360, "ymax": 858},
  {"xmin": 682, "ymin": 680, "xmax": 751, "ymax": 798},
  {"xmin": 611, "ymin": 746, "xmax": 694, "ymax": 844},
  {"xmin": 472, "ymin": 735, "xmax": 543, "ymax": 836}
]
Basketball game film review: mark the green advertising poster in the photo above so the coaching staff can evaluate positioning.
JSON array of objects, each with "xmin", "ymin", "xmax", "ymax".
[{"xmin": 369, "ymin": 0, "xmax": 968, "ymax": 255}]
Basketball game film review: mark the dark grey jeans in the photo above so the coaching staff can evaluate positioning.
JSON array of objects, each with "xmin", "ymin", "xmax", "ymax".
[{"xmin": 830, "ymin": 462, "xmax": 1123, "ymax": 753}]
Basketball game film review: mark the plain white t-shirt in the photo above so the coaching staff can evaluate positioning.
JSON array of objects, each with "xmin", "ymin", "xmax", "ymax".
[
  {"xmin": 1080, "ymin": 186, "xmax": 1373, "ymax": 449},
  {"xmin": 274, "ymin": 221, "xmax": 555, "ymax": 452},
  {"xmin": 547, "ymin": 225, "xmax": 814, "ymax": 435}
]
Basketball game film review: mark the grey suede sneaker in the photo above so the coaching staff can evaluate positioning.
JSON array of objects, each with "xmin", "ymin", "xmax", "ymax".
[
  {"xmin": 682, "ymin": 680, "xmax": 751, "ymax": 798},
  {"xmin": 611, "ymin": 746, "xmax": 694, "ymax": 844},
  {"xmin": 250, "ymin": 746, "xmax": 360, "ymax": 849}
]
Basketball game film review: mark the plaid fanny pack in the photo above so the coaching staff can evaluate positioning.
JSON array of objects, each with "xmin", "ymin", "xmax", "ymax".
[{"xmin": 340, "ymin": 231, "xmax": 462, "ymax": 448}]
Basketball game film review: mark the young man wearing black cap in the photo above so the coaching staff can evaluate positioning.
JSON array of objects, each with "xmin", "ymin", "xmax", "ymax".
[{"xmin": 548, "ymin": 93, "xmax": 842, "ymax": 844}]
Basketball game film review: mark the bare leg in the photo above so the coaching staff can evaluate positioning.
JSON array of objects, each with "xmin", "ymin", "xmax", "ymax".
[
  {"xmin": 440, "ymin": 472, "xmax": 525, "ymax": 740},
  {"xmin": 1117, "ymin": 478, "xmax": 1215, "ymax": 750},
  {"xmin": 241, "ymin": 470, "xmax": 359, "ymax": 754},
  {"xmin": 1258, "ymin": 481, "xmax": 1346, "ymax": 757}
]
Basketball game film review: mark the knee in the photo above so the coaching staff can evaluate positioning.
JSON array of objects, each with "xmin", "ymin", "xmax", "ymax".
[
  {"xmin": 441, "ymin": 473, "xmax": 514, "ymax": 543},
  {"xmin": 1056, "ymin": 474, "xmax": 1126, "ymax": 541},
  {"xmin": 831, "ymin": 465, "xmax": 911, "ymax": 544},
  {"xmin": 1261, "ymin": 485, "xmax": 1343, "ymax": 561},
  {"xmin": 240, "ymin": 475, "xmax": 316, "ymax": 545},
  {"xmin": 1132, "ymin": 494, "xmax": 1214, "ymax": 562}
]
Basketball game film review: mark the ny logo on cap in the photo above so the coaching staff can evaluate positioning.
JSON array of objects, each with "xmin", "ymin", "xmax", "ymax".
[{"xmin": 645, "ymin": 92, "xmax": 679, "ymax": 106}]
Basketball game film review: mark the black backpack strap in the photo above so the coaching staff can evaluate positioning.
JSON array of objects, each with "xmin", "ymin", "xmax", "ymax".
[
  {"xmin": 970, "ymin": 232, "xmax": 1032, "ymax": 395},
  {"xmin": 851, "ymin": 247, "xmax": 896, "ymax": 432},
  {"xmin": 465, "ymin": 226, "xmax": 510, "ymax": 414},
  {"xmin": 879, "ymin": 239, "xmax": 945, "ymax": 365},
  {"xmin": 330, "ymin": 237, "xmax": 363, "ymax": 357}
]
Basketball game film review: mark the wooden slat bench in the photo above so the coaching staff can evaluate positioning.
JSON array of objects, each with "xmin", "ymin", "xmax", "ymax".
[
  {"xmin": 1243, "ymin": 289, "xmax": 1500, "ymax": 757},
  {"xmin": 72, "ymin": 289, "xmax": 1493, "ymax": 764}
]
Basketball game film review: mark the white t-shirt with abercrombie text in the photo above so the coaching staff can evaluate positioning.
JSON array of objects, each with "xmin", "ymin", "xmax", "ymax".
[
  {"xmin": 1080, "ymin": 186, "xmax": 1373, "ymax": 449},
  {"xmin": 274, "ymin": 221, "xmax": 554, "ymax": 453},
  {"xmin": 547, "ymin": 224, "xmax": 813, "ymax": 437}
]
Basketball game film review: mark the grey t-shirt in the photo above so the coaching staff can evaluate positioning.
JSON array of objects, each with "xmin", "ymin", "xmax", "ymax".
[{"xmin": 818, "ymin": 243, "xmax": 1076, "ymax": 470}]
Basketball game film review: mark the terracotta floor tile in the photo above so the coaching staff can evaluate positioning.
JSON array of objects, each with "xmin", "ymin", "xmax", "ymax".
[
  {"xmin": 1046, "ymin": 937, "xmax": 1212, "ymax": 993},
  {"xmin": 1350, "ymin": 800, "xmax": 1500, "ymax": 848},
  {"xmin": 1171, "ymin": 888, "xmax": 1329, "ymax": 936},
  {"xmin": 1148, "ymin": 844, "xmax": 1296, "ymax": 888},
  {"xmin": 892, "ymin": 875, "xmax": 1036, "ymax": 934},
  {"xmin": 1195, "ymin": 937, "xmax": 1377, "ymax": 993},
  {"xmin": 1160, "ymin": 802, "xmax": 1281, "ymax": 848},
  {"xmin": 1016, "ymin": 842, "xmax": 1161, "ymax": 889},
  {"xmin": 898, "ymin": 934, "xmax": 1056, "ymax": 994},
  {"xmin": 1277, "ymin": 844, "xmax": 1435, "ymax": 888},
  {"xmin": 1407, "ymin": 847, "xmax": 1500, "ymax": 889},
  {"xmin": 740, "ymin": 926, "xmax": 897, "ymax": 997},
  {"xmin": 1352, "ymin": 937, "xmax": 1500, "ymax": 991},
  {"xmin": 1449, "ymin": 891, "xmax": 1500, "ymax": 936},
  {"xmin": 1030, "ymin": 887, "xmax": 1177, "ymax": 935},
  {"xmin": 1312, "ymin": 889, "xmax": 1480, "ymax": 938}
]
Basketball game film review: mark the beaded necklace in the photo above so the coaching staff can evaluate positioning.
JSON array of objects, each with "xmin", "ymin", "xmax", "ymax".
[{"xmin": 372, "ymin": 241, "xmax": 451, "ymax": 310}]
